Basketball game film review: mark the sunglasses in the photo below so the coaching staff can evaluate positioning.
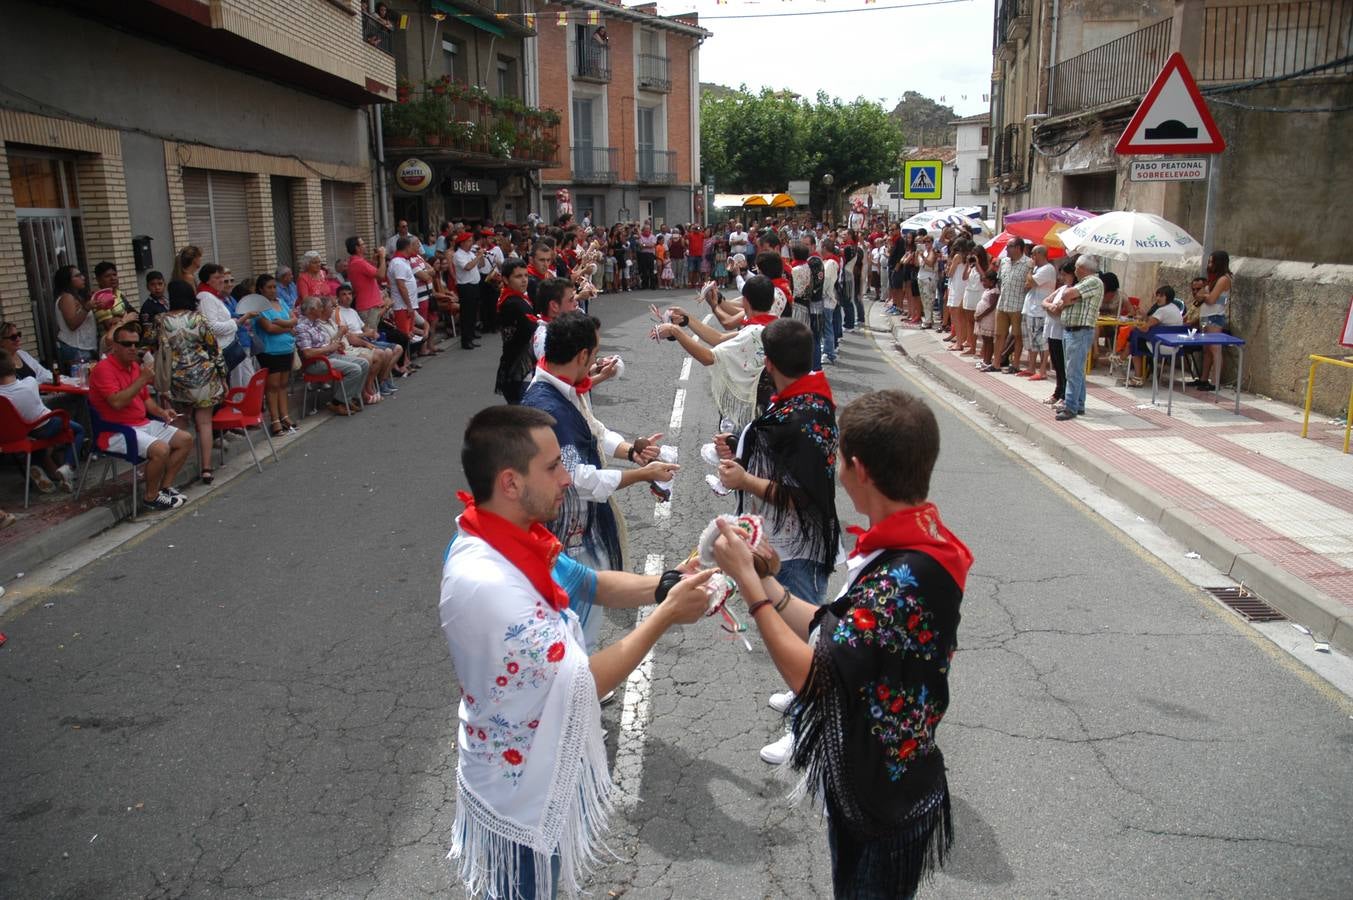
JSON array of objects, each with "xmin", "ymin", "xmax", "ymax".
[
  {"xmin": 2, "ymin": 332, "xmax": 19, "ymax": 339},
  {"xmin": 114, "ymin": 339, "xmax": 139, "ymax": 348}
]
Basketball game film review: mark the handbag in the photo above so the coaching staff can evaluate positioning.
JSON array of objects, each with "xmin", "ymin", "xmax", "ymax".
[{"xmin": 222, "ymin": 339, "xmax": 246, "ymax": 373}]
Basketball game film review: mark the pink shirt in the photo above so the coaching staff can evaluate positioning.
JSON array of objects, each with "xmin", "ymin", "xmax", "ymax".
[
  {"xmin": 348, "ymin": 255, "xmax": 382, "ymax": 312},
  {"xmin": 297, "ymin": 271, "xmax": 334, "ymax": 301}
]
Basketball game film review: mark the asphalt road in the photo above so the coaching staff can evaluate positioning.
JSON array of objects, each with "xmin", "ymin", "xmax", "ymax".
[{"xmin": 1, "ymin": 289, "xmax": 1351, "ymax": 899}]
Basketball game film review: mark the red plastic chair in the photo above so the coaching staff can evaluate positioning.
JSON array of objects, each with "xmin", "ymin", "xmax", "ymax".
[
  {"xmin": 300, "ymin": 355, "xmax": 358, "ymax": 419},
  {"xmin": 0, "ymin": 397, "xmax": 76, "ymax": 508},
  {"xmin": 212, "ymin": 369, "xmax": 276, "ymax": 472}
]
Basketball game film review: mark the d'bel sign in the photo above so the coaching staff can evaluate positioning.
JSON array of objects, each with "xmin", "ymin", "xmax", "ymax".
[{"xmin": 446, "ymin": 177, "xmax": 498, "ymax": 196}]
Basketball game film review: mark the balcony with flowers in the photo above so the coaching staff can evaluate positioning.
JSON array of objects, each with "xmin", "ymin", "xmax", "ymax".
[{"xmin": 384, "ymin": 77, "xmax": 560, "ymax": 167}]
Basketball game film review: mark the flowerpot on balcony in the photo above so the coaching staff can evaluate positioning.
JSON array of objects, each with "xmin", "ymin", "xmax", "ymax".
[
  {"xmin": 425, "ymin": 134, "xmax": 443, "ymax": 146},
  {"xmin": 431, "ymin": 84, "xmax": 447, "ymax": 96},
  {"xmin": 387, "ymin": 135, "xmax": 416, "ymax": 148}
]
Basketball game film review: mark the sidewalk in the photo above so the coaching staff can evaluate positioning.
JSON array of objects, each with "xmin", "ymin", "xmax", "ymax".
[{"xmin": 877, "ymin": 311, "xmax": 1353, "ymax": 654}]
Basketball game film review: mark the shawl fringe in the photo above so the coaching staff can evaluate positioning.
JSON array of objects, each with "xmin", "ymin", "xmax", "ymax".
[
  {"xmin": 450, "ymin": 665, "xmax": 614, "ymax": 899},
  {"xmin": 830, "ymin": 782, "xmax": 953, "ymax": 899}
]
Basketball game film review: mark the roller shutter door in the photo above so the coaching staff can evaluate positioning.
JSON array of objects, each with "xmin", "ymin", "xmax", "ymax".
[
  {"xmin": 182, "ymin": 168, "xmax": 253, "ymax": 278},
  {"xmin": 321, "ymin": 180, "xmax": 357, "ymax": 265}
]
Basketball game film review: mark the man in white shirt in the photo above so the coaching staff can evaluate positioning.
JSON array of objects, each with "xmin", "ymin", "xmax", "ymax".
[
  {"xmin": 522, "ymin": 312, "xmax": 678, "ymax": 651},
  {"xmin": 819, "ymin": 238, "xmax": 841, "ymax": 365},
  {"xmin": 384, "ymin": 219, "xmax": 412, "ymax": 257},
  {"xmin": 480, "ymin": 230, "xmax": 506, "ymax": 333},
  {"xmin": 386, "ymin": 237, "xmax": 421, "ymax": 345},
  {"xmin": 452, "ymin": 232, "xmax": 485, "ymax": 349},
  {"xmin": 728, "ymin": 222, "xmax": 749, "ymax": 258},
  {"xmin": 1021, "ymin": 244, "xmax": 1055, "ymax": 379}
]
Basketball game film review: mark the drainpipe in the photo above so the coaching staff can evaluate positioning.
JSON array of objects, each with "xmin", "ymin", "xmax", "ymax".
[
  {"xmin": 1043, "ymin": 0, "xmax": 1059, "ymax": 113},
  {"xmin": 373, "ymin": 105, "xmax": 389, "ymax": 239}
]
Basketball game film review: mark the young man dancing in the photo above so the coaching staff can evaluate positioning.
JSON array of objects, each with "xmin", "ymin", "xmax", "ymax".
[{"xmin": 440, "ymin": 405, "xmax": 713, "ymax": 899}]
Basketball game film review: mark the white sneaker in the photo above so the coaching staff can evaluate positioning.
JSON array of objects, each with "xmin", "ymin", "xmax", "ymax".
[
  {"xmin": 759, "ymin": 731, "xmax": 794, "ymax": 765},
  {"xmin": 768, "ymin": 690, "xmax": 795, "ymax": 713},
  {"xmin": 56, "ymin": 464, "xmax": 76, "ymax": 493}
]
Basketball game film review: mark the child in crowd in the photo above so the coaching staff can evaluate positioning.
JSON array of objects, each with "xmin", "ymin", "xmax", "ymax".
[
  {"xmin": 975, "ymin": 269, "xmax": 999, "ymax": 371},
  {"xmin": 138, "ymin": 270, "xmax": 170, "ymax": 353},
  {"xmin": 659, "ymin": 253, "xmax": 675, "ymax": 289},
  {"xmin": 713, "ymin": 241, "xmax": 728, "ymax": 285}
]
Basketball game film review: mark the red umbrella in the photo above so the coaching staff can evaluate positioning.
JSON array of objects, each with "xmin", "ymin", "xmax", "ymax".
[{"xmin": 985, "ymin": 231, "xmax": 1066, "ymax": 259}]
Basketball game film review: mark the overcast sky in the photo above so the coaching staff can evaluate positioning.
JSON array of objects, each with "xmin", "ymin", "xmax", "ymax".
[{"xmin": 659, "ymin": 0, "xmax": 995, "ymax": 119}]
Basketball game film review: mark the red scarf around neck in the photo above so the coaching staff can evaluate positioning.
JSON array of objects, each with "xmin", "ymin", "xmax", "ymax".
[
  {"xmin": 536, "ymin": 359, "xmax": 593, "ymax": 395},
  {"xmin": 498, "ymin": 286, "xmax": 535, "ymax": 316},
  {"xmin": 769, "ymin": 369, "xmax": 833, "ymax": 406},
  {"xmin": 771, "ymin": 276, "xmax": 793, "ymax": 306},
  {"xmin": 847, "ymin": 502, "xmax": 973, "ymax": 592},
  {"xmin": 744, "ymin": 312, "xmax": 779, "ymax": 328},
  {"xmin": 456, "ymin": 492, "xmax": 570, "ymax": 612},
  {"xmin": 526, "ymin": 264, "xmax": 551, "ymax": 281}
]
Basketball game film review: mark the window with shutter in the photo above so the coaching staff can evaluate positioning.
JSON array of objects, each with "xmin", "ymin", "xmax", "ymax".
[
  {"xmin": 182, "ymin": 168, "xmax": 253, "ymax": 279},
  {"xmin": 322, "ymin": 180, "xmax": 357, "ymax": 265}
]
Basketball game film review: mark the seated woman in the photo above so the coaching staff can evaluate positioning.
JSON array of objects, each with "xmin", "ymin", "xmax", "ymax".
[
  {"xmin": 332, "ymin": 283, "xmax": 399, "ymax": 402},
  {"xmin": 0, "ymin": 349, "xmax": 82, "ymax": 493},
  {"xmin": 1123, "ymin": 286, "xmax": 1186, "ymax": 387}
]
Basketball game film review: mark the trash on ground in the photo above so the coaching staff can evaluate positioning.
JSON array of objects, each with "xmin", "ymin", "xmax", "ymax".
[
  {"xmin": 1291, "ymin": 623, "xmax": 1312, "ymax": 635},
  {"xmin": 1184, "ymin": 552, "xmax": 1201, "ymax": 559},
  {"xmin": 1313, "ymin": 642, "xmax": 1331, "ymax": 653}
]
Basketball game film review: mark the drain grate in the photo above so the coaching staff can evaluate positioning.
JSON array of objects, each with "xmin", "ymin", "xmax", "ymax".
[{"xmin": 1205, "ymin": 586, "xmax": 1286, "ymax": 622}]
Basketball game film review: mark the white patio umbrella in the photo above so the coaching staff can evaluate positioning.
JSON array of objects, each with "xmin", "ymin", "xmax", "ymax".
[{"xmin": 1059, "ymin": 210, "xmax": 1202, "ymax": 262}]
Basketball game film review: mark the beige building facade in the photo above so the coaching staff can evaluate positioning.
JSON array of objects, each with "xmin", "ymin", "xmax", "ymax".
[
  {"xmin": 989, "ymin": 0, "xmax": 1353, "ymax": 411},
  {"xmin": 0, "ymin": 0, "xmax": 394, "ymax": 363}
]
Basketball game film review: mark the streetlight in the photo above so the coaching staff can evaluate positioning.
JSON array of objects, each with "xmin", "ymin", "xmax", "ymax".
[{"xmin": 822, "ymin": 173, "xmax": 834, "ymax": 225}]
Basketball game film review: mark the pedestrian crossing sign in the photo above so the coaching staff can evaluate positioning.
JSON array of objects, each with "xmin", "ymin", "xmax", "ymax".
[{"xmin": 903, "ymin": 161, "xmax": 942, "ymax": 200}]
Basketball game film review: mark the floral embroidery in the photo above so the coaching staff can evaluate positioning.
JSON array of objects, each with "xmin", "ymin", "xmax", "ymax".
[
  {"xmin": 863, "ymin": 680, "xmax": 941, "ymax": 781},
  {"xmin": 764, "ymin": 394, "xmax": 838, "ymax": 467},
  {"xmin": 547, "ymin": 641, "xmax": 566, "ymax": 662},
  {"xmin": 464, "ymin": 712, "xmax": 537, "ymax": 785},
  {"xmin": 831, "ymin": 564, "xmax": 941, "ymax": 659},
  {"xmin": 490, "ymin": 612, "xmax": 563, "ymax": 703}
]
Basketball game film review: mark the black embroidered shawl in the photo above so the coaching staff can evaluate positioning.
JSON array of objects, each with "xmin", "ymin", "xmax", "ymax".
[
  {"xmin": 789, "ymin": 549, "xmax": 962, "ymax": 896},
  {"xmin": 737, "ymin": 390, "xmax": 840, "ymax": 568},
  {"xmin": 495, "ymin": 294, "xmax": 535, "ymax": 395}
]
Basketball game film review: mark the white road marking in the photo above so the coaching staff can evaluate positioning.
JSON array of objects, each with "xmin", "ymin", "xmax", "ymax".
[
  {"xmin": 679, "ymin": 357, "xmax": 692, "ymax": 382},
  {"xmin": 668, "ymin": 388, "xmax": 686, "ymax": 433},
  {"xmin": 615, "ymin": 553, "xmax": 664, "ymax": 811}
]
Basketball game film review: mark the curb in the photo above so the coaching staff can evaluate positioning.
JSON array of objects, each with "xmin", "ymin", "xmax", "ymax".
[
  {"xmin": 886, "ymin": 322, "xmax": 1353, "ymax": 657},
  {"xmin": 0, "ymin": 506, "xmax": 117, "ymax": 582}
]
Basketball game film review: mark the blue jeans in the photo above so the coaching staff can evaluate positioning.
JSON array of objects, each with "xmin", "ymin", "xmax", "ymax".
[
  {"xmin": 30, "ymin": 416, "xmax": 84, "ymax": 468},
  {"xmin": 1063, "ymin": 326, "xmax": 1094, "ymax": 415},
  {"xmin": 490, "ymin": 843, "xmax": 560, "ymax": 900},
  {"xmin": 831, "ymin": 304, "xmax": 844, "ymax": 342},
  {"xmin": 779, "ymin": 557, "xmax": 829, "ymax": 606},
  {"xmin": 822, "ymin": 307, "xmax": 840, "ymax": 361}
]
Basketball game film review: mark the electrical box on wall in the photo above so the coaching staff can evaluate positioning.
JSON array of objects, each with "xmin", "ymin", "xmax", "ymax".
[{"xmin": 132, "ymin": 235, "xmax": 153, "ymax": 272}]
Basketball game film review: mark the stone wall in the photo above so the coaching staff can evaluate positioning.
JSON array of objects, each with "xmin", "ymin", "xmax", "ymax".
[{"xmin": 1158, "ymin": 256, "xmax": 1353, "ymax": 416}]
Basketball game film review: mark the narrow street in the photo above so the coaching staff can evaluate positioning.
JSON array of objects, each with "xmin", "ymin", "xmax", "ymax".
[{"xmin": 1, "ymin": 290, "xmax": 1351, "ymax": 899}]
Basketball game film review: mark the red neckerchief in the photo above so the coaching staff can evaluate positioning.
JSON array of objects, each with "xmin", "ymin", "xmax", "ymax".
[
  {"xmin": 771, "ymin": 276, "xmax": 793, "ymax": 306},
  {"xmin": 769, "ymin": 370, "xmax": 833, "ymax": 406},
  {"xmin": 497, "ymin": 286, "xmax": 535, "ymax": 317},
  {"xmin": 847, "ymin": 502, "xmax": 974, "ymax": 592},
  {"xmin": 536, "ymin": 360, "xmax": 592, "ymax": 395},
  {"xmin": 526, "ymin": 264, "xmax": 550, "ymax": 281},
  {"xmin": 456, "ymin": 492, "xmax": 569, "ymax": 612},
  {"xmin": 789, "ymin": 259, "xmax": 809, "ymax": 270},
  {"xmin": 196, "ymin": 282, "xmax": 222, "ymax": 299},
  {"xmin": 743, "ymin": 313, "xmax": 778, "ymax": 328},
  {"xmin": 822, "ymin": 253, "xmax": 841, "ymax": 265}
]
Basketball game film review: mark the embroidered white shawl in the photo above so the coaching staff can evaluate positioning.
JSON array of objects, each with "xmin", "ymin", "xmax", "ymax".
[
  {"xmin": 440, "ymin": 531, "xmax": 611, "ymax": 898},
  {"xmin": 709, "ymin": 322, "xmax": 766, "ymax": 429}
]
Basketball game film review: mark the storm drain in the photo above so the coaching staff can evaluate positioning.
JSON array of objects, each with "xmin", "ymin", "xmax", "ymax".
[{"xmin": 1205, "ymin": 586, "xmax": 1287, "ymax": 622}]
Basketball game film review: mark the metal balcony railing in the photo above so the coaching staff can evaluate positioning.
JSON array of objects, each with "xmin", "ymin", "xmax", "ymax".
[
  {"xmin": 637, "ymin": 54, "xmax": 671, "ymax": 92},
  {"xmin": 362, "ymin": 10, "xmax": 393, "ymax": 55},
  {"xmin": 970, "ymin": 177, "xmax": 989, "ymax": 194},
  {"xmin": 1049, "ymin": 19, "xmax": 1172, "ymax": 116},
  {"xmin": 636, "ymin": 149, "xmax": 676, "ymax": 184},
  {"xmin": 572, "ymin": 146, "xmax": 619, "ymax": 183},
  {"xmin": 994, "ymin": 125, "xmax": 1023, "ymax": 179},
  {"xmin": 995, "ymin": 0, "xmax": 1031, "ymax": 49},
  {"xmin": 575, "ymin": 42, "xmax": 611, "ymax": 83},
  {"xmin": 1200, "ymin": 1, "xmax": 1353, "ymax": 82}
]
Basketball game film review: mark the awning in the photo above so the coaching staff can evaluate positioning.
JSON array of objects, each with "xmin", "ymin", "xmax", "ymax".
[
  {"xmin": 769, "ymin": 193, "xmax": 796, "ymax": 208},
  {"xmin": 432, "ymin": 0, "xmax": 507, "ymax": 38}
]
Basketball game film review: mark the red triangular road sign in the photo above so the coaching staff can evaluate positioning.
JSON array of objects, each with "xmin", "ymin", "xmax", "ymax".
[{"xmin": 1116, "ymin": 52, "xmax": 1226, "ymax": 155}]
